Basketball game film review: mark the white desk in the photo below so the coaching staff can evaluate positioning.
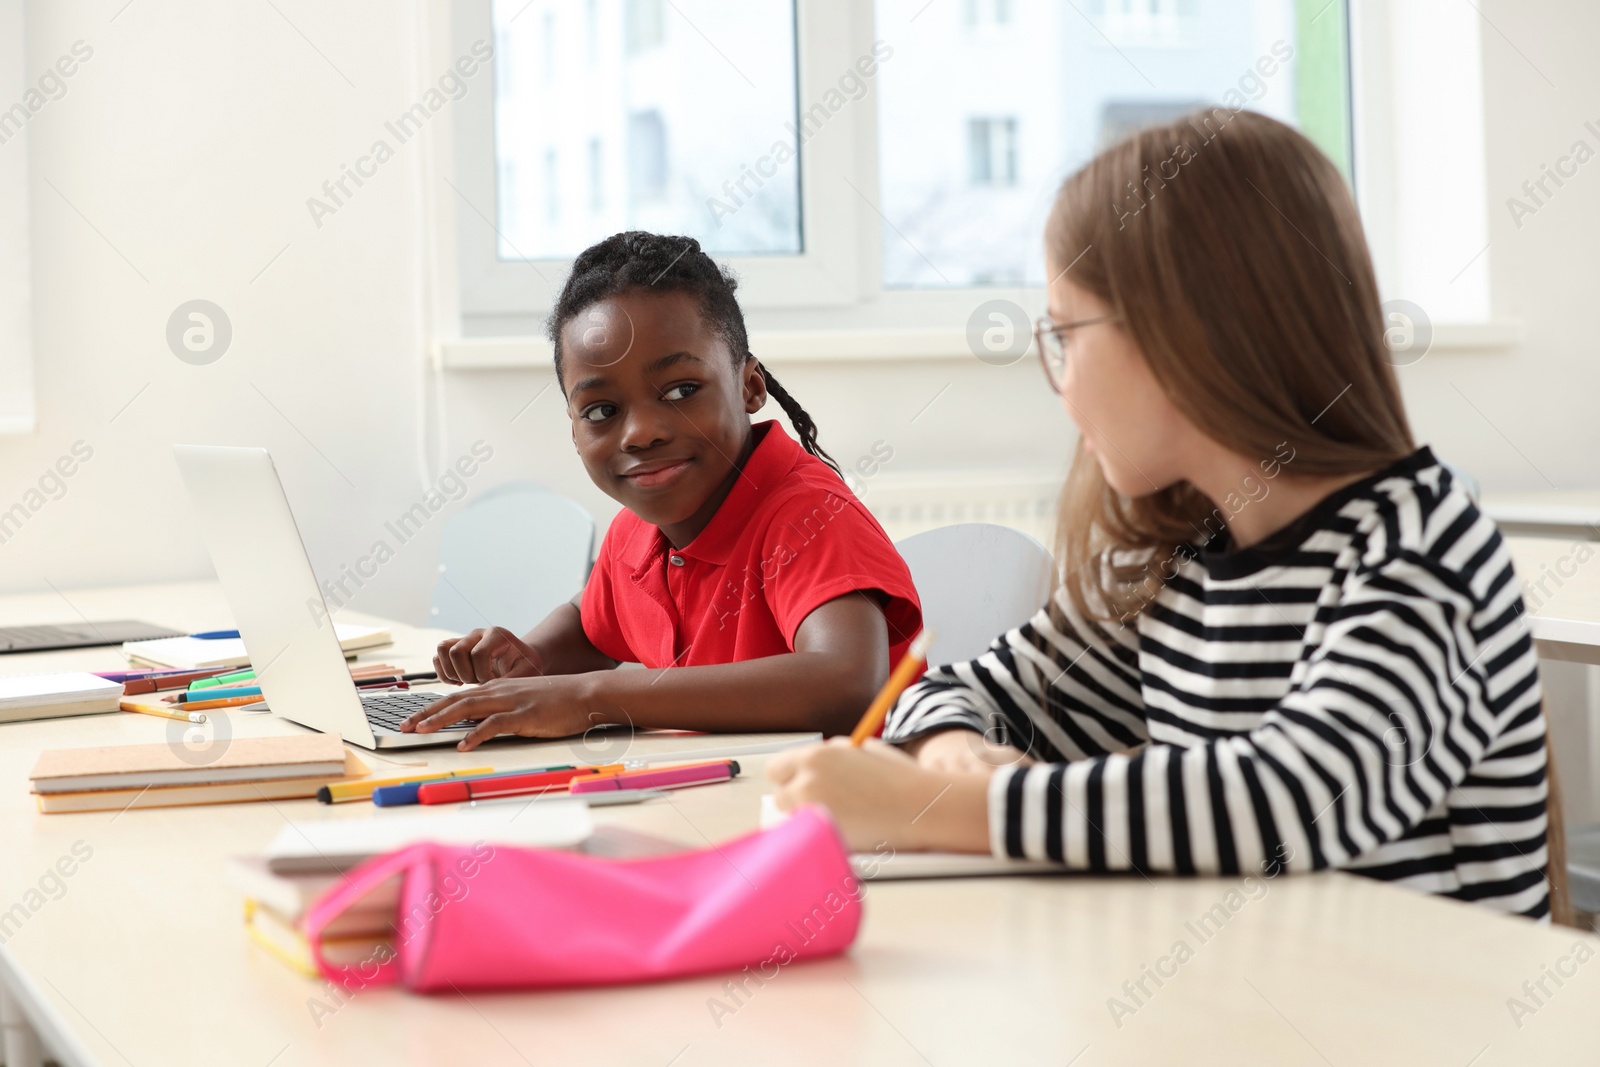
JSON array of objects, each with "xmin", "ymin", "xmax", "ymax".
[
  {"xmin": 1507, "ymin": 537, "xmax": 1600, "ymax": 666},
  {"xmin": 1, "ymin": 582, "xmax": 1597, "ymax": 1066},
  {"xmin": 1484, "ymin": 490, "xmax": 1600, "ymax": 541}
]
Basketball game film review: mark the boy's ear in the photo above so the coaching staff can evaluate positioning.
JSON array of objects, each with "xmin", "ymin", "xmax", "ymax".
[{"xmin": 742, "ymin": 356, "xmax": 768, "ymax": 415}]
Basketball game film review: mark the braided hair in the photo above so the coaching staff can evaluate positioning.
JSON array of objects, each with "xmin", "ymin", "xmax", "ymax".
[{"xmin": 548, "ymin": 231, "xmax": 840, "ymax": 475}]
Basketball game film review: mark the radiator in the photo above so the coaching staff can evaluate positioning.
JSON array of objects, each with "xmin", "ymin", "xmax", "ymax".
[{"xmin": 850, "ymin": 468, "xmax": 1063, "ymax": 547}]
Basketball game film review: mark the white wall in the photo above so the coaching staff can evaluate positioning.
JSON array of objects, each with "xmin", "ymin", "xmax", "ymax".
[
  {"xmin": 2, "ymin": 0, "xmax": 1597, "ymax": 637},
  {"xmin": 1393, "ymin": 1, "xmax": 1600, "ymax": 489}
]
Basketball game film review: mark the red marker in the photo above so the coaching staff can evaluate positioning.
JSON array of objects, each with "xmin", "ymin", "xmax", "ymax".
[
  {"xmin": 416, "ymin": 764, "xmax": 621, "ymax": 805},
  {"xmin": 569, "ymin": 760, "xmax": 740, "ymax": 795}
]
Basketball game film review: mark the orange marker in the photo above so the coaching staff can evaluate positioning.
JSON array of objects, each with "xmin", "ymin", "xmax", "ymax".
[
  {"xmin": 849, "ymin": 630, "xmax": 934, "ymax": 745},
  {"xmin": 177, "ymin": 693, "xmax": 268, "ymax": 712}
]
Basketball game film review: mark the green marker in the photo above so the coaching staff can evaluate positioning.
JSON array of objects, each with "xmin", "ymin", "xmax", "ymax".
[{"xmin": 189, "ymin": 668, "xmax": 255, "ymax": 691}]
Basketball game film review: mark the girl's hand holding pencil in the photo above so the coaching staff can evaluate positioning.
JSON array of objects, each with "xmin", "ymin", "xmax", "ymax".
[{"xmin": 767, "ymin": 628, "xmax": 1010, "ymax": 853}]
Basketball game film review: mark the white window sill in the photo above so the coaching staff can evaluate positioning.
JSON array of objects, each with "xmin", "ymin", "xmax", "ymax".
[{"xmin": 436, "ymin": 320, "xmax": 1524, "ymax": 371}]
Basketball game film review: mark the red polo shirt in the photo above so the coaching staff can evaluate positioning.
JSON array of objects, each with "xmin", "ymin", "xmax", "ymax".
[{"xmin": 581, "ymin": 422, "xmax": 922, "ymax": 669}]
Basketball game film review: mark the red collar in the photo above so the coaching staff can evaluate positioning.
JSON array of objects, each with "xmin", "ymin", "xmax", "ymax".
[{"xmin": 617, "ymin": 421, "xmax": 804, "ymax": 570}]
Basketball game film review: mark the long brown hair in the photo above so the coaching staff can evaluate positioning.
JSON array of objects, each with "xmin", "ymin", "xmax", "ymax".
[{"xmin": 1047, "ymin": 109, "xmax": 1414, "ymax": 622}]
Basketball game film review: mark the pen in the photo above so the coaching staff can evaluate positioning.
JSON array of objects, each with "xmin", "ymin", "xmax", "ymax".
[
  {"xmin": 570, "ymin": 760, "xmax": 741, "ymax": 794},
  {"xmin": 190, "ymin": 630, "xmax": 241, "ymax": 640},
  {"xmin": 347, "ymin": 672, "xmax": 433, "ymax": 687},
  {"xmin": 121, "ymin": 701, "xmax": 207, "ymax": 724},
  {"xmin": 849, "ymin": 630, "xmax": 934, "ymax": 745},
  {"xmin": 317, "ymin": 765, "xmax": 495, "ymax": 805},
  {"xmin": 354, "ymin": 678, "xmax": 410, "ymax": 691},
  {"xmin": 416, "ymin": 765, "xmax": 628, "ymax": 805}
]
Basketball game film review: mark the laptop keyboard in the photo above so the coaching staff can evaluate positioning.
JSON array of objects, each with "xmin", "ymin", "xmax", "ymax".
[{"xmin": 360, "ymin": 691, "xmax": 478, "ymax": 734}]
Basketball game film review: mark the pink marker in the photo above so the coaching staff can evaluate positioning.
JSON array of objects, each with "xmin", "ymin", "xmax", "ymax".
[{"xmin": 569, "ymin": 760, "xmax": 740, "ymax": 794}]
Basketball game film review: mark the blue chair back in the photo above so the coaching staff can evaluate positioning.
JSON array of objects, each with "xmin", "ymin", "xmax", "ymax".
[
  {"xmin": 429, "ymin": 482, "xmax": 595, "ymax": 635},
  {"xmin": 895, "ymin": 523, "xmax": 1054, "ymax": 666}
]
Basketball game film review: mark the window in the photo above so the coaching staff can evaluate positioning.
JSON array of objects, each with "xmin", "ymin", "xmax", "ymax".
[
  {"xmin": 967, "ymin": 118, "xmax": 1017, "ymax": 186},
  {"xmin": 543, "ymin": 148, "xmax": 558, "ymax": 224},
  {"xmin": 455, "ymin": 0, "xmax": 1361, "ymax": 330},
  {"xmin": 626, "ymin": 0, "xmax": 664, "ymax": 54},
  {"xmin": 587, "ymin": 137, "xmax": 604, "ymax": 212},
  {"xmin": 626, "ymin": 110, "xmax": 666, "ymax": 202},
  {"xmin": 877, "ymin": 0, "xmax": 1343, "ymax": 288},
  {"xmin": 964, "ymin": 0, "xmax": 1012, "ymax": 26},
  {"xmin": 488, "ymin": 0, "xmax": 802, "ymax": 269}
]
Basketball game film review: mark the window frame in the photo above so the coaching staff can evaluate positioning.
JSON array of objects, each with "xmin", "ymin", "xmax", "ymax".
[
  {"xmin": 452, "ymin": 0, "xmax": 872, "ymax": 334},
  {"xmin": 0, "ymin": 0, "xmax": 35, "ymax": 434},
  {"xmin": 446, "ymin": 0, "xmax": 1510, "ymax": 350}
]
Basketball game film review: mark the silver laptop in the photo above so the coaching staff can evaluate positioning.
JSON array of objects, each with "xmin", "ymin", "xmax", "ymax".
[{"xmin": 173, "ymin": 444, "xmax": 473, "ymax": 749}]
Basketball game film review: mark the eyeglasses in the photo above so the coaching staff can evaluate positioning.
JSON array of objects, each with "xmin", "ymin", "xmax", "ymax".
[{"xmin": 1034, "ymin": 314, "xmax": 1118, "ymax": 393}]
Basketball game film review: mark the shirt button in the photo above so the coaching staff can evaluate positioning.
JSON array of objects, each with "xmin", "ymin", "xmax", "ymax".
[{"xmin": 669, "ymin": 554, "xmax": 685, "ymax": 567}]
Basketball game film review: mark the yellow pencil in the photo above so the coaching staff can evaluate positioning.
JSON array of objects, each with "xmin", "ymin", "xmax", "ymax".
[
  {"xmin": 849, "ymin": 630, "xmax": 935, "ymax": 745},
  {"xmin": 316, "ymin": 766, "xmax": 496, "ymax": 804},
  {"xmin": 121, "ymin": 700, "xmax": 207, "ymax": 725}
]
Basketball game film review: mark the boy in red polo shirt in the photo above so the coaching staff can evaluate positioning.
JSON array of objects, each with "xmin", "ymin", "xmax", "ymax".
[{"xmin": 403, "ymin": 233, "xmax": 921, "ymax": 750}]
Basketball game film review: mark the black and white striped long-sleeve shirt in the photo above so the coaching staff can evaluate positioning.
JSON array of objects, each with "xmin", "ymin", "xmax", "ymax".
[{"xmin": 886, "ymin": 448, "xmax": 1550, "ymax": 918}]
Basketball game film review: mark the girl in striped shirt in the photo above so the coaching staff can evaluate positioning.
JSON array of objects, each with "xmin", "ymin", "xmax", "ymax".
[{"xmin": 769, "ymin": 109, "xmax": 1551, "ymax": 917}]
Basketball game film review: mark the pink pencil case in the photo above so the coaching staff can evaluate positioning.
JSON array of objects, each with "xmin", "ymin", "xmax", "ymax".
[{"xmin": 303, "ymin": 804, "xmax": 862, "ymax": 992}]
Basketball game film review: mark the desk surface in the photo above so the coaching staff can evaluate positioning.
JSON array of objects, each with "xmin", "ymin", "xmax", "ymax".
[
  {"xmin": 1507, "ymin": 536, "xmax": 1600, "ymax": 661},
  {"xmin": 1483, "ymin": 490, "xmax": 1600, "ymax": 534},
  {"xmin": 1, "ymin": 581, "xmax": 1597, "ymax": 1066}
]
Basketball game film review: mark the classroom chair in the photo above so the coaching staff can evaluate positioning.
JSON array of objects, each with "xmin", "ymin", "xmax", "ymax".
[
  {"xmin": 1545, "ymin": 739, "xmax": 1578, "ymax": 927},
  {"xmin": 1563, "ymin": 813, "xmax": 1597, "ymax": 929},
  {"xmin": 895, "ymin": 522, "xmax": 1053, "ymax": 667},
  {"xmin": 428, "ymin": 482, "xmax": 595, "ymax": 636}
]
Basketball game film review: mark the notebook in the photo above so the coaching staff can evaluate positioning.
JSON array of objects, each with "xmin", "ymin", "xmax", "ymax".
[
  {"xmin": 33, "ymin": 752, "xmax": 368, "ymax": 814},
  {"xmin": 758, "ymin": 795, "xmax": 1068, "ymax": 880},
  {"xmin": 227, "ymin": 856, "xmax": 399, "ymax": 938},
  {"xmin": 29, "ymin": 733, "xmax": 349, "ymax": 794},
  {"xmin": 0, "ymin": 620, "xmax": 182, "ymax": 654},
  {"xmin": 244, "ymin": 900, "xmax": 391, "ymax": 977},
  {"xmin": 262, "ymin": 797, "xmax": 594, "ymax": 874},
  {"xmin": 122, "ymin": 624, "xmax": 393, "ymax": 670},
  {"xmin": 0, "ymin": 673, "xmax": 124, "ymax": 724}
]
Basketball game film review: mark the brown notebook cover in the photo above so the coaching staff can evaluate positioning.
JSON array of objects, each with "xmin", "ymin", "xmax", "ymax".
[
  {"xmin": 35, "ymin": 751, "xmax": 369, "ymax": 813},
  {"xmin": 29, "ymin": 733, "xmax": 347, "ymax": 791}
]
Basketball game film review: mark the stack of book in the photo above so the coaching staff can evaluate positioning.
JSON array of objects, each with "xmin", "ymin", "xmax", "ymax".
[
  {"xmin": 0, "ymin": 673, "xmax": 124, "ymax": 724},
  {"xmin": 227, "ymin": 802, "xmax": 686, "ymax": 976},
  {"xmin": 226, "ymin": 857, "xmax": 398, "ymax": 977},
  {"xmin": 27, "ymin": 734, "xmax": 367, "ymax": 813},
  {"xmin": 121, "ymin": 624, "xmax": 392, "ymax": 670}
]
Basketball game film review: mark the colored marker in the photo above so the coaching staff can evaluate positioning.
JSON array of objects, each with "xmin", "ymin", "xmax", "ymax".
[
  {"xmin": 317, "ymin": 765, "xmax": 495, "ymax": 805},
  {"xmin": 416, "ymin": 764, "xmax": 629, "ymax": 805},
  {"xmin": 570, "ymin": 760, "xmax": 740, "ymax": 795},
  {"xmin": 189, "ymin": 669, "xmax": 256, "ymax": 691},
  {"xmin": 94, "ymin": 667, "xmax": 209, "ymax": 684},
  {"xmin": 170, "ymin": 685, "xmax": 261, "ymax": 703},
  {"xmin": 370, "ymin": 764, "xmax": 569, "ymax": 807},
  {"xmin": 177, "ymin": 693, "xmax": 268, "ymax": 712},
  {"xmin": 120, "ymin": 666, "xmax": 246, "ymax": 695}
]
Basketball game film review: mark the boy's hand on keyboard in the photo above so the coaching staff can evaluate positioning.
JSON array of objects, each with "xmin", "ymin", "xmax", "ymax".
[
  {"xmin": 433, "ymin": 627, "xmax": 545, "ymax": 685},
  {"xmin": 399, "ymin": 675, "xmax": 598, "ymax": 751}
]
